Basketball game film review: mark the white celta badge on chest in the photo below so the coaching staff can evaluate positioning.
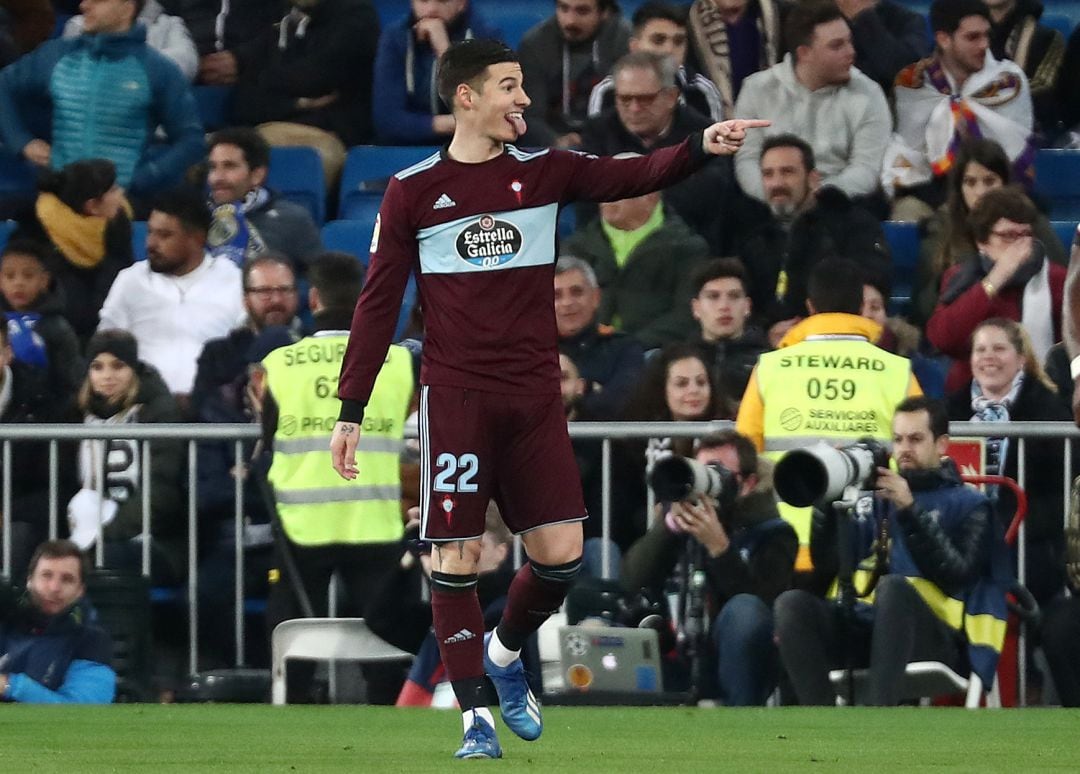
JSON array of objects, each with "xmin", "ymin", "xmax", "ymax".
[{"xmin": 456, "ymin": 214, "xmax": 523, "ymax": 269}]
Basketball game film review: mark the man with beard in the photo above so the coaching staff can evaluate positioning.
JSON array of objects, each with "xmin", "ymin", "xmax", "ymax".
[
  {"xmin": 97, "ymin": 187, "xmax": 245, "ymax": 402},
  {"xmin": 733, "ymin": 0, "xmax": 890, "ymax": 205},
  {"xmin": 518, "ymin": 0, "xmax": 631, "ymax": 148},
  {"xmin": 206, "ymin": 128, "xmax": 322, "ymax": 269},
  {"xmin": 734, "ymin": 134, "xmax": 889, "ymax": 346}
]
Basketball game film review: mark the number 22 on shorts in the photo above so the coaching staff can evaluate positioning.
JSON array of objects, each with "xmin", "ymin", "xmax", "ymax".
[{"xmin": 432, "ymin": 453, "xmax": 479, "ymax": 493}]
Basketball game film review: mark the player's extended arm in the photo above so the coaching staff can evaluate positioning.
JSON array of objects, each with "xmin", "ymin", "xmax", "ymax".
[
  {"xmin": 1063, "ymin": 231, "xmax": 1080, "ymax": 424},
  {"xmin": 565, "ymin": 119, "xmax": 770, "ymax": 203}
]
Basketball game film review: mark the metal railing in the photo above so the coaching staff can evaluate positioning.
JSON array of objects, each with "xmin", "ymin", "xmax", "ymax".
[{"xmin": 2, "ymin": 419, "xmax": 1075, "ymax": 695}]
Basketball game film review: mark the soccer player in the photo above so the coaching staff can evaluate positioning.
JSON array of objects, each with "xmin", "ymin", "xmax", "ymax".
[{"xmin": 330, "ymin": 38, "xmax": 767, "ymax": 759}]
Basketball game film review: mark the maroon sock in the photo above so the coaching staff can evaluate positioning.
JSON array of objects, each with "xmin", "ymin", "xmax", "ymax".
[
  {"xmin": 430, "ymin": 583, "xmax": 486, "ymax": 710},
  {"xmin": 496, "ymin": 559, "xmax": 580, "ymax": 652}
]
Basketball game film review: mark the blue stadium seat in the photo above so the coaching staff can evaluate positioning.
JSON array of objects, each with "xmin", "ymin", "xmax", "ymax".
[
  {"xmin": 338, "ymin": 145, "xmax": 439, "ymax": 219},
  {"xmin": 322, "ymin": 218, "xmax": 375, "ymax": 271},
  {"xmin": 194, "ymin": 86, "xmax": 235, "ymax": 132},
  {"xmin": 1035, "ymin": 149, "xmax": 1080, "ymax": 221},
  {"xmin": 557, "ymin": 206, "xmax": 576, "ymax": 238},
  {"xmin": 0, "ymin": 150, "xmax": 38, "ymax": 195},
  {"xmin": 1051, "ymin": 220, "xmax": 1078, "ymax": 253},
  {"xmin": 883, "ymin": 220, "xmax": 920, "ymax": 310},
  {"xmin": 1042, "ymin": 14, "xmax": 1076, "ymax": 38},
  {"xmin": 131, "ymin": 220, "xmax": 148, "ymax": 261},
  {"xmin": 267, "ymin": 146, "xmax": 327, "ymax": 224},
  {"xmin": 475, "ymin": 1, "xmax": 547, "ymax": 48},
  {"xmin": 0, "ymin": 220, "xmax": 15, "ymax": 251}
]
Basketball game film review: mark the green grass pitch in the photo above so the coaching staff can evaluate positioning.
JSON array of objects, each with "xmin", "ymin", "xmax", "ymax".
[{"xmin": 0, "ymin": 705, "xmax": 1076, "ymax": 772}]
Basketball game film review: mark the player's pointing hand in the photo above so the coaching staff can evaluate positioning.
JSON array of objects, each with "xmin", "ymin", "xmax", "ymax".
[{"xmin": 702, "ymin": 118, "xmax": 772, "ymax": 156}]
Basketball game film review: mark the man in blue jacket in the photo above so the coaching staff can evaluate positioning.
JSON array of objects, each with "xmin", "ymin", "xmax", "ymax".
[
  {"xmin": 372, "ymin": 0, "xmax": 501, "ymax": 145},
  {"xmin": 0, "ymin": 0, "xmax": 204, "ymax": 202},
  {"xmin": 0, "ymin": 540, "xmax": 116, "ymax": 703},
  {"xmin": 774, "ymin": 396, "xmax": 1012, "ymax": 705}
]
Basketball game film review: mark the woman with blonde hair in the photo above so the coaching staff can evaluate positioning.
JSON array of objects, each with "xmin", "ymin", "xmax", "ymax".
[
  {"xmin": 68, "ymin": 330, "xmax": 186, "ymax": 584},
  {"xmin": 945, "ymin": 318, "xmax": 1070, "ymax": 604}
]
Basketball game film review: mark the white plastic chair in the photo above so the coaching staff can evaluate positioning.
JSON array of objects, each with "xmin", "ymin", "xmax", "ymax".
[
  {"xmin": 271, "ymin": 618, "xmax": 413, "ymax": 705},
  {"xmin": 828, "ymin": 661, "xmax": 1001, "ymax": 708}
]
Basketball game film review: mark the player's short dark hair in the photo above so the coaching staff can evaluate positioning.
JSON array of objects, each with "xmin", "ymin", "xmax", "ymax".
[
  {"xmin": 785, "ymin": 0, "xmax": 844, "ymax": 54},
  {"xmin": 151, "ymin": 187, "xmax": 213, "ymax": 235},
  {"xmin": 28, "ymin": 539, "xmax": 89, "ymax": 585},
  {"xmin": 242, "ymin": 253, "xmax": 295, "ymax": 289},
  {"xmin": 437, "ymin": 39, "xmax": 519, "ymax": 108},
  {"xmin": 631, "ymin": 1, "xmax": 687, "ymax": 32},
  {"xmin": 697, "ymin": 430, "xmax": 757, "ymax": 477},
  {"xmin": 968, "ymin": 185, "xmax": 1037, "ymax": 243},
  {"xmin": 209, "ymin": 127, "xmax": 271, "ymax": 171},
  {"xmin": 690, "ymin": 257, "xmax": 748, "ymax": 297},
  {"xmin": 930, "ymin": 0, "xmax": 990, "ymax": 35},
  {"xmin": 808, "ymin": 258, "xmax": 864, "ymax": 314},
  {"xmin": 760, "ymin": 133, "xmax": 816, "ymax": 172},
  {"xmin": 895, "ymin": 396, "xmax": 949, "ymax": 439},
  {"xmin": 308, "ymin": 251, "xmax": 364, "ymax": 311},
  {"xmin": 37, "ymin": 158, "xmax": 117, "ymax": 214}
]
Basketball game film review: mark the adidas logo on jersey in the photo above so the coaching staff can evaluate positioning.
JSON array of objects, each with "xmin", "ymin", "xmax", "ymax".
[
  {"xmin": 443, "ymin": 628, "xmax": 476, "ymax": 644},
  {"xmin": 433, "ymin": 193, "xmax": 457, "ymax": 210}
]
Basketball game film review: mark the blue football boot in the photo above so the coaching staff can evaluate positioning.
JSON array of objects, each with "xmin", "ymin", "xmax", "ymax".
[
  {"xmin": 454, "ymin": 713, "xmax": 502, "ymax": 760},
  {"xmin": 483, "ymin": 632, "xmax": 542, "ymax": 741}
]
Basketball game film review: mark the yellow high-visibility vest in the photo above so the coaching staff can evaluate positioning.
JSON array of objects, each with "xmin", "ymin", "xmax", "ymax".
[
  {"xmin": 755, "ymin": 334, "xmax": 914, "ymax": 568},
  {"xmin": 263, "ymin": 333, "xmax": 412, "ymax": 546}
]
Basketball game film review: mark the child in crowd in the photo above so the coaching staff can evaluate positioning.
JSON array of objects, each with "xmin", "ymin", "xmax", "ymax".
[{"xmin": 0, "ymin": 238, "xmax": 82, "ymax": 405}]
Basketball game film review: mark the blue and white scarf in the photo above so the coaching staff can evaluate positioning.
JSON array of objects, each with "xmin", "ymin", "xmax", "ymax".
[{"xmin": 207, "ymin": 187, "xmax": 269, "ymax": 266}]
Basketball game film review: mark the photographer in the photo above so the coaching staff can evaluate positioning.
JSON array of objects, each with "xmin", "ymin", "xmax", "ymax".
[
  {"xmin": 0, "ymin": 540, "xmax": 115, "ymax": 703},
  {"xmin": 774, "ymin": 397, "xmax": 1012, "ymax": 706},
  {"xmin": 622, "ymin": 431, "xmax": 797, "ymax": 705}
]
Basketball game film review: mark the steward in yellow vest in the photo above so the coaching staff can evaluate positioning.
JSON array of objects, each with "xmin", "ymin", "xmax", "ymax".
[
  {"xmin": 260, "ymin": 253, "xmax": 414, "ymax": 702},
  {"xmin": 737, "ymin": 260, "xmax": 921, "ymax": 574}
]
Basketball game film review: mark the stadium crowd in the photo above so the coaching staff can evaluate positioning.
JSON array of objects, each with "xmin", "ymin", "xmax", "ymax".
[{"xmin": 1, "ymin": 0, "xmax": 1080, "ymax": 708}]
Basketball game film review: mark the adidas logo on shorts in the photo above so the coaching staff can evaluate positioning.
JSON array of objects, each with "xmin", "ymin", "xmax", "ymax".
[{"xmin": 443, "ymin": 628, "xmax": 476, "ymax": 644}]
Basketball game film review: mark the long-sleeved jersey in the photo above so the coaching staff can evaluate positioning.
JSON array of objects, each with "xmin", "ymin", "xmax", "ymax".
[{"xmin": 337, "ymin": 137, "xmax": 710, "ymax": 421}]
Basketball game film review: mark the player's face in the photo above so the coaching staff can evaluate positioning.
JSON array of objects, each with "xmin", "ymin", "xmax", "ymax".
[
  {"xmin": 208, "ymin": 143, "xmax": 266, "ymax": 205},
  {"xmin": 556, "ymin": 0, "xmax": 605, "ymax": 43},
  {"xmin": 27, "ymin": 555, "xmax": 84, "ymax": 617},
  {"xmin": 630, "ymin": 18, "xmax": 688, "ymax": 67},
  {"xmin": 760, "ymin": 145, "xmax": 814, "ymax": 217},
  {"xmin": 971, "ymin": 324, "xmax": 1025, "ymax": 399},
  {"xmin": 88, "ymin": 352, "xmax": 136, "ymax": 403},
  {"xmin": 860, "ymin": 284, "xmax": 887, "ymax": 327},
  {"xmin": 244, "ymin": 263, "xmax": 298, "ymax": 329},
  {"xmin": 960, "ymin": 160, "xmax": 1004, "ymax": 211},
  {"xmin": 798, "ymin": 18, "xmax": 854, "ymax": 86},
  {"xmin": 692, "ymin": 277, "xmax": 751, "ymax": 342},
  {"xmin": 146, "ymin": 211, "xmax": 202, "ymax": 275},
  {"xmin": 0, "ymin": 252, "xmax": 50, "ymax": 312},
  {"xmin": 471, "ymin": 63, "xmax": 531, "ymax": 142},
  {"xmin": 80, "ymin": 0, "xmax": 135, "ymax": 34},
  {"xmin": 665, "ymin": 356, "xmax": 711, "ymax": 421},
  {"xmin": 554, "ymin": 269, "xmax": 601, "ymax": 338},
  {"xmin": 614, "ymin": 66, "xmax": 679, "ymax": 141},
  {"xmin": 892, "ymin": 410, "xmax": 945, "ymax": 472},
  {"xmin": 937, "ymin": 16, "xmax": 990, "ymax": 77}
]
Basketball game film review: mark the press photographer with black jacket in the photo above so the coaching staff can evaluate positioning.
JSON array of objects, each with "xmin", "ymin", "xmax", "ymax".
[
  {"xmin": 774, "ymin": 397, "xmax": 1013, "ymax": 706},
  {"xmin": 621, "ymin": 431, "xmax": 797, "ymax": 705}
]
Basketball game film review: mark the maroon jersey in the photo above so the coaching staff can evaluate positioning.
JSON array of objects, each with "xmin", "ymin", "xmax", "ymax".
[{"xmin": 337, "ymin": 138, "xmax": 708, "ymax": 420}]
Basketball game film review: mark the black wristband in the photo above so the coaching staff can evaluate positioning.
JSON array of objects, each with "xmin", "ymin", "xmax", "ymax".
[{"xmin": 337, "ymin": 399, "xmax": 367, "ymax": 424}]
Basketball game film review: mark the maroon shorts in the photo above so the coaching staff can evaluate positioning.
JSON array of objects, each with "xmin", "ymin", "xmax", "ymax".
[{"xmin": 418, "ymin": 385, "xmax": 587, "ymax": 542}]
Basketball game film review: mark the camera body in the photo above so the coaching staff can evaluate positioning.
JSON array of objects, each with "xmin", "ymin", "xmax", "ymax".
[{"xmin": 774, "ymin": 438, "xmax": 890, "ymax": 507}]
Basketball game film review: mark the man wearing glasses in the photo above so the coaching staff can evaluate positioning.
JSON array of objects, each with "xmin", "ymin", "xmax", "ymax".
[{"xmin": 579, "ymin": 50, "xmax": 737, "ymax": 250}]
